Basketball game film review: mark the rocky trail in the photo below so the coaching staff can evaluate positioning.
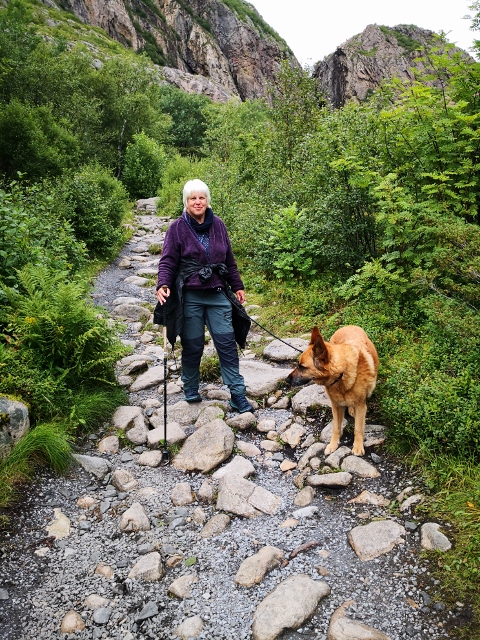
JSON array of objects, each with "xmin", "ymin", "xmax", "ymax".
[{"xmin": 0, "ymin": 202, "xmax": 460, "ymax": 640}]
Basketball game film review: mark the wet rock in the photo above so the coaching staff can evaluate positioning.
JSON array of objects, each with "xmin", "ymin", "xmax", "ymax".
[
  {"xmin": 173, "ymin": 419, "xmax": 235, "ymax": 473},
  {"xmin": 251, "ymin": 574, "xmax": 330, "ymax": 640},
  {"xmin": 119, "ymin": 502, "xmax": 150, "ymax": 532},
  {"xmin": 420, "ymin": 523, "xmax": 452, "ymax": 551},
  {"xmin": 234, "ymin": 546, "xmax": 285, "ymax": 587},
  {"xmin": 348, "ymin": 521, "xmax": 406, "ymax": 560}
]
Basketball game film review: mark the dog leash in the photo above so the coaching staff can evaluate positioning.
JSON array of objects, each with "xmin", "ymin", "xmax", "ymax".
[{"xmin": 218, "ymin": 288, "xmax": 305, "ymax": 354}]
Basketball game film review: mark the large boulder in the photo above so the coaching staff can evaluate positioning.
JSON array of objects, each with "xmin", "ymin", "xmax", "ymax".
[
  {"xmin": 0, "ymin": 397, "xmax": 30, "ymax": 460},
  {"xmin": 239, "ymin": 360, "xmax": 291, "ymax": 396},
  {"xmin": 252, "ymin": 574, "xmax": 330, "ymax": 640},
  {"xmin": 173, "ymin": 419, "xmax": 234, "ymax": 473}
]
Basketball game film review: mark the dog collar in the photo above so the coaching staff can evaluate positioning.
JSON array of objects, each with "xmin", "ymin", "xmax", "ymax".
[{"xmin": 326, "ymin": 372, "xmax": 344, "ymax": 387}]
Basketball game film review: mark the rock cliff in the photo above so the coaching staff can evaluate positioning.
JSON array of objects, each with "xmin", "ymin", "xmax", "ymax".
[
  {"xmin": 47, "ymin": 0, "xmax": 296, "ymax": 101},
  {"xmin": 313, "ymin": 24, "xmax": 463, "ymax": 107}
]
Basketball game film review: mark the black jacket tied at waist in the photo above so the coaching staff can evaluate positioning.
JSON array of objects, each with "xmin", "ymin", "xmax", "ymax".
[{"xmin": 154, "ymin": 258, "xmax": 251, "ymax": 348}]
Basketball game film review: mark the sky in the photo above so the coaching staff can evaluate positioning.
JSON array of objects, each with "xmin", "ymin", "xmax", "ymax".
[{"xmin": 249, "ymin": 0, "xmax": 477, "ymax": 66}]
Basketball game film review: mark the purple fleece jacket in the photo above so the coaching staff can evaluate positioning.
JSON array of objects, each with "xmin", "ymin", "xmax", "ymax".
[{"xmin": 157, "ymin": 213, "xmax": 244, "ymax": 292}]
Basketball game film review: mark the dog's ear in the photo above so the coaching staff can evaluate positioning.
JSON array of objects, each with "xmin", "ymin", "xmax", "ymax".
[{"xmin": 311, "ymin": 327, "xmax": 329, "ymax": 363}]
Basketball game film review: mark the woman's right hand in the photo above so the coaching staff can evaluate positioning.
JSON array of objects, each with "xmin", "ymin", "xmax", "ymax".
[{"xmin": 156, "ymin": 286, "xmax": 170, "ymax": 304}]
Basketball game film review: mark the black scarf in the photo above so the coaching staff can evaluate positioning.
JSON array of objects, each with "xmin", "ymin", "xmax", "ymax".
[{"xmin": 184, "ymin": 207, "xmax": 214, "ymax": 232}]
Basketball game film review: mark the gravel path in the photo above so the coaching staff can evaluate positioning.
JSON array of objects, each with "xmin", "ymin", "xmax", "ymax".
[{"xmin": 0, "ymin": 207, "xmax": 461, "ymax": 640}]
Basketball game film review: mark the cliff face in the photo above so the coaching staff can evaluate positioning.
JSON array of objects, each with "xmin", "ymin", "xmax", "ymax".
[
  {"xmin": 314, "ymin": 24, "xmax": 459, "ymax": 107},
  {"xmin": 51, "ymin": 0, "xmax": 296, "ymax": 101}
]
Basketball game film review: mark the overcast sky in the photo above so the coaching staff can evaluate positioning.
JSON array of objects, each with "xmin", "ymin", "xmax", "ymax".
[{"xmin": 249, "ymin": 0, "xmax": 477, "ymax": 66}]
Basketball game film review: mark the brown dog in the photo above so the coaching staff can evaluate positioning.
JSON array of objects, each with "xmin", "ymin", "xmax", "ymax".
[{"xmin": 287, "ymin": 325, "xmax": 378, "ymax": 456}]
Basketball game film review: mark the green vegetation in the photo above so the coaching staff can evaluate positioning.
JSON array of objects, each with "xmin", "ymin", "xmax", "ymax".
[
  {"xmin": 1, "ymin": 1, "xmax": 480, "ymax": 633},
  {"xmin": 379, "ymin": 25, "xmax": 424, "ymax": 53}
]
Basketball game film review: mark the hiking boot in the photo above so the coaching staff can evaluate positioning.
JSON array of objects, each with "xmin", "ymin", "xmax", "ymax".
[
  {"xmin": 230, "ymin": 394, "xmax": 254, "ymax": 414},
  {"xmin": 184, "ymin": 388, "xmax": 202, "ymax": 403}
]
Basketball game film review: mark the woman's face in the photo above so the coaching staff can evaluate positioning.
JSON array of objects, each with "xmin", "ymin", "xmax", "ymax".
[{"xmin": 186, "ymin": 191, "xmax": 208, "ymax": 220}]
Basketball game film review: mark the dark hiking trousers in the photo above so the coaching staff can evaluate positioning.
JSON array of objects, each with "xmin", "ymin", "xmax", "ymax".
[{"xmin": 180, "ymin": 288, "xmax": 246, "ymax": 395}]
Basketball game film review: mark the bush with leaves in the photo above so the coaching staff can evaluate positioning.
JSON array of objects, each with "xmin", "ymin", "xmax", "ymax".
[
  {"xmin": 121, "ymin": 132, "xmax": 168, "ymax": 199},
  {"xmin": 1, "ymin": 265, "xmax": 124, "ymax": 388},
  {"xmin": 58, "ymin": 164, "xmax": 129, "ymax": 258},
  {"xmin": 0, "ymin": 180, "xmax": 87, "ymax": 287}
]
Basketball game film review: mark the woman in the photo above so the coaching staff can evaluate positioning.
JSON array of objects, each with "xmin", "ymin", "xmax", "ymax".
[{"xmin": 156, "ymin": 179, "xmax": 253, "ymax": 413}]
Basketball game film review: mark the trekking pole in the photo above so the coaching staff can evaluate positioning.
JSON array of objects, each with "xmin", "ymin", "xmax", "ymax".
[{"xmin": 160, "ymin": 289, "xmax": 170, "ymax": 465}]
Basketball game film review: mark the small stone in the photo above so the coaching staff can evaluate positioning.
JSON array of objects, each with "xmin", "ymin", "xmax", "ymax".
[
  {"xmin": 137, "ymin": 450, "xmax": 163, "ymax": 467},
  {"xmin": 294, "ymin": 486, "xmax": 316, "ymax": 507},
  {"xmin": 171, "ymin": 482, "xmax": 194, "ymax": 506},
  {"xmin": 280, "ymin": 459, "xmax": 297, "ymax": 472},
  {"xmin": 200, "ymin": 514, "xmax": 231, "ymax": 538},
  {"xmin": 292, "ymin": 506, "xmax": 319, "ymax": 519},
  {"xmin": 60, "ymin": 611, "xmax": 85, "ymax": 634},
  {"xmin": 45, "ymin": 508, "xmax": 70, "ymax": 540},
  {"xmin": 168, "ymin": 574, "xmax": 199, "ymax": 599},
  {"xmin": 77, "ymin": 495, "xmax": 95, "ymax": 509},
  {"xmin": 94, "ymin": 562, "xmax": 114, "ymax": 579},
  {"xmin": 236, "ymin": 440, "xmax": 261, "ymax": 457},
  {"xmin": 93, "ymin": 607, "xmax": 112, "ymax": 625},
  {"xmin": 175, "ymin": 615, "xmax": 204, "ymax": 640},
  {"xmin": 421, "ymin": 523, "xmax": 452, "ymax": 551}
]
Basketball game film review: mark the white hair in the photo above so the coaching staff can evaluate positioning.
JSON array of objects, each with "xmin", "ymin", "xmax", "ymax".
[{"xmin": 183, "ymin": 179, "xmax": 211, "ymax": 208}]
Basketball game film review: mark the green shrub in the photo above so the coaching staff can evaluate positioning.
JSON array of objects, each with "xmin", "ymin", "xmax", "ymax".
[
  {"xmin": 0, "ymin": 100, "xmax": 81, "ymax": 180},
  {"xmin": 58, "ymin": 164, "xmax": 129, "ymax": 258},
  {"xmin": 0, "ymin": 422, "xmax": 72, "ymax": 510},
  {"xmin": 121, "ymin": 132, "xmax": 167, "ymax": 199},
  {"xmin": 1, "ymin": 265, "xmax": 125, "ymax": 389},
  {"xmin": 0, "ymin": 180, "xmax": 88, "ymax": 287}
]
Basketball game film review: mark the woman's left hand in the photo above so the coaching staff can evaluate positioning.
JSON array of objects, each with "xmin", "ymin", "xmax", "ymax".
[{"xmin": 236, "ymin": 290, "xmax": 246, "ymax": 304}]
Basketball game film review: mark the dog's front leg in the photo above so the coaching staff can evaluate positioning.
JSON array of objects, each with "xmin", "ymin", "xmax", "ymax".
[
  {"xmin": 352, "ymin": 402, "xmax": 366, "ymax": 456},
  {"xmin": 325, "ymin": 403, "xmax": 345, "ymax": 455}
]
